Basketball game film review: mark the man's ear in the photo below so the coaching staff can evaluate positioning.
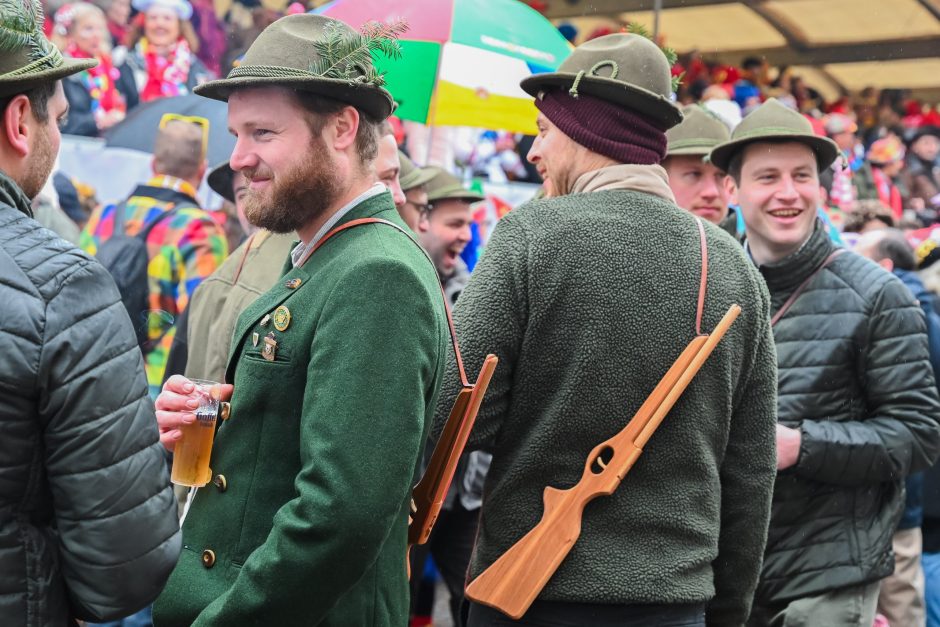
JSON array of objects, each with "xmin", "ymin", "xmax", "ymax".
[
  {"xmin": 3, "ymin": 94, "xmax": 32, "ymax": 158},
  {"xmin": 878, "ymin": 257, "xmax": 894, "ymax": 272},
  {"xmin": 417, "ymin": 210, "xmax": 431, "ymax": 234},
  {"xmin": 329, "ymin": 106, "xmax": 360, "ymax": 152},
  {"xmin": 723, "ymin": 175, "xmax": 738, "ymax": 206}
]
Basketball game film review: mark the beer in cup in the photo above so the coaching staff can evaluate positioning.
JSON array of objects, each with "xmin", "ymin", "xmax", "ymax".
[{"xmin": 171, "ymin": 379, "xmax": 221, "ymax": 487}]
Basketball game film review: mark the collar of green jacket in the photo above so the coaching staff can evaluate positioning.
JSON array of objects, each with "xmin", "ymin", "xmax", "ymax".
[
  {"xmin": 0, "ymin": 169, "xmax": 34, "ymax": 218},
  {"xmin": 753, "ymin": 219, "xmax": 835, "ymax": 295}
]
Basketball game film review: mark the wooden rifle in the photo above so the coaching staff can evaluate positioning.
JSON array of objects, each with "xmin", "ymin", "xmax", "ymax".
[
  {"xmin": 409, "ymin": 354, "xmax": 498, "ymax": 547},
  {"xmin": 464, "ymin": 304, "xmax": 741, "ymax": 618}
]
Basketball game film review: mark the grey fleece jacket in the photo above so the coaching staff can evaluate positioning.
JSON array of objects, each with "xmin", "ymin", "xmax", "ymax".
[{"xmin": 434, "ymin": 189, "xmax": 778, "ymax": 626}]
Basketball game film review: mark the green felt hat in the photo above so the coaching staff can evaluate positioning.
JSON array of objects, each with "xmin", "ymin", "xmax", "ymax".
[
  {"xmin": 709, "ymin": 98, "xmax": 840, "ymax": 172},
  {"xmin": 425, "ymin": 167, "xmax": 484, "ymax": 204},
  {"xmin": 398, "ymin": 151, "xmax": 435, "ymax": 191},
  {"xmin": 195, "ymin": 14, "xmax": 395, "ymax": 120},
  {"xmin": 666, "ymin": 105, "xmax": 731, "ymax": 158},
  {"xmin": 207, "ymin": 161, "xmax": 236, "ymax": 203},
  {"xmin": 520, "ymin": 33, "xmax": 682, "ymax": 129},
  {"xmin": 0, "ymin": 1, "xmax": 97, "ymax": 98}
]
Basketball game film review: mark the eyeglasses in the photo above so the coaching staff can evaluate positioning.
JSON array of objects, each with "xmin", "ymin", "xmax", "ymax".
[
  {"xmin": 159, "ymin": 113, "xmax": 209, "ymax": 161},
  {"xmin": 406, "ymin": 200, "xmax": 431, "ymax": 214}
]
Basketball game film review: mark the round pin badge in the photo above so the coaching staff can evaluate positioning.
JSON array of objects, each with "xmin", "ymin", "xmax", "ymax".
[{"xmin": 273, "ymin": 305, "xmax": 291, "ymax": 331}]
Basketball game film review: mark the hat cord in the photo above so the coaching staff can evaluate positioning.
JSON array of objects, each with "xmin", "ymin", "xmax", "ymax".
[
  {"xmin": 568, "ymin": 60, "xmax": 619, "ymax": 99},
  {"xmin": 0, "ymin": 48, "xmax": 64, "ymax": 79}
]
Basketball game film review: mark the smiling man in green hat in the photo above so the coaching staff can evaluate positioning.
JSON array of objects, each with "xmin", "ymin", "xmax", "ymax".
[
  {"xmin": 664, "ymin": 104, "xmax": 734, "ymax": 233},
  {"xmin": 710, "ymin": 98, "xmax": 940, "ymax": 627},
  {"xmin": 434, "ymin": 32, "xmax": 778, "ymax": 627},
  {"xmin": 152, "ymin": 13, "xmax": 449, "ymax": 626},
  {"xmin": 0, "ymin": 2, "xmax": 182, "ymax": 625}
]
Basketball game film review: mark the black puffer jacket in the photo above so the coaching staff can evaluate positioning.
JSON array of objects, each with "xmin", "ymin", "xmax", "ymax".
[
  {"xmin": 755, "ymin": 222, "xmax": 940, "ymax": 604},
  {"xmin": 0, "ymin": 173, "xmax": 181, "ymax": 626}
]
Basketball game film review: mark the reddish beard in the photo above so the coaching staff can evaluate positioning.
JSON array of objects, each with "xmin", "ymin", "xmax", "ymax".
[{"xmin": 242, "ymin": 136, "xmax": 341, "ymax": 234}]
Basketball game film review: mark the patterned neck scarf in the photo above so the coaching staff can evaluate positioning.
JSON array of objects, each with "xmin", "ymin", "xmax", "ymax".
[
  {"xmin": 139, "ymin": 37, "xmax": 193, "ymax": 102},
  {"xmin": 66, "ymin": 44, "xmax": 125, "ymax": 117}
]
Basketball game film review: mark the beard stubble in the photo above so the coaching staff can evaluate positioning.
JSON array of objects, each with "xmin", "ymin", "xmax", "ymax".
[{"xmin": 242, "ymin": 134, "xmax": 342, "ymax": 234}]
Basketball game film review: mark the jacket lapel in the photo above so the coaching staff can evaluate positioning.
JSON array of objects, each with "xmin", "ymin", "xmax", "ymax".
[{"xmin": 225, "ymin": 191, "xmax": 399, "ymax": 382}]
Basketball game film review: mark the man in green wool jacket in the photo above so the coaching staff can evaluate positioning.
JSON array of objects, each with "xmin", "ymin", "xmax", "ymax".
[
  {"xmin": 435, "ymin": 34, "xmax": 778, "ymax": 627},
  {"xmin": 150, "ymin": 14, "xmax": 449, "ymax": 626}
]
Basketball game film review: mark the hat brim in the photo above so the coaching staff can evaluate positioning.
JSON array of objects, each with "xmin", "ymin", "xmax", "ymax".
[
  {"xmin": 667, "ymin": 140, "xmax": 723, "ymax": 158},
  {"xmin": 521, "ymin": 72, "xmax": 683, "ymax": 129},
  {"xmin": 400, "ymin": 166, "xmax": 436, "ymax": 191},
  {"xmin": 0, "ymin": 57, "xmax": 98, "ymax": 98},
  {"xmin": 429, "ymin": 186, "xmax": 485, "ymax": 204},
  {"xmin": 709, "ymin": 132, "xmax": 840, "ymax": 173},
  {"xmin": 194, "ymin": 73, "xmax": 394, "ymax": 121},
  {"xmin": 207, "ymin": 162, "xmax": 235, "ymax": 203}
]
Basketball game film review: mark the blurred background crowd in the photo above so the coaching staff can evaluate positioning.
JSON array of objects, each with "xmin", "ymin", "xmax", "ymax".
[{"xmin": 21, "ymin": 2, "xmax": 940, "ymax": 623}]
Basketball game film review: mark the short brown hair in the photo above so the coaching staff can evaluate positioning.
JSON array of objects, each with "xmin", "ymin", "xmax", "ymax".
[
  {"xmin": 0, "ymin": 81, "xmax": 57, "ymax": 124},
  {"xmin": 293, "ymin": 91, "xmax": 381, "ymax": 168},
  {"xmin": 153, "ymin": 119, "xmax": 205, "ymax": 180}
]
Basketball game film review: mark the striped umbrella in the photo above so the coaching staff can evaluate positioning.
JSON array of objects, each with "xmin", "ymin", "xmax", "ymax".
[{"xmin": 315, "ymin": 0, "xmax": 571, "ymax": 134}]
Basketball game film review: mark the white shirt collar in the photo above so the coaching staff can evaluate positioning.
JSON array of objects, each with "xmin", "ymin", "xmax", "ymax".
[{"xmin": 291, "ymin": 183, "xmax": 387, "ymax": 268}]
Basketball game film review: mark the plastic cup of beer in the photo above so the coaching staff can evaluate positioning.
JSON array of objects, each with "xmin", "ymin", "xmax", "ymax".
[{"xmin": 171, "ymin": 379, "xmax": 221, "ymax": 487}]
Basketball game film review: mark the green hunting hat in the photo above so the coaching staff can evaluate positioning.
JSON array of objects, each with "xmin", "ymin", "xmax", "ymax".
[
  {"xmin": 666, "ymin": 105, "xmax": 731, "ymax": 158},
  {"xmin": 0, "ymin": 1, "xmax": 97, "ymax": 98},
  {"xmin": 207, "ymin": 161, "xmax": 236, "ymax": 203},
  {"xmin": 398, "ymin": 151, "xmax": 435, "ymax": 191},
  {"xmin": 195, "ymin": 14, "xmax": 394, "ymax": 120},
  {"xmin": 520, "ymin": 33, "xmax": 682, "ymax": 129},
  {"xmin": 709, "ymin": 98, "xmax": 840, "ymax": 172},
  {"xmin": 425, "ymin": 167, "xmax": 484, "ymax": 204}
]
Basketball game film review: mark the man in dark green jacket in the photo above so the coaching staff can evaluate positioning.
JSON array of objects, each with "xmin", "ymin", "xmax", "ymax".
[
  {"xmin": 710, "ymin": 98, "xmax": 940, "ymax": 627},
  {"xmin": 151, "ymin": 14, "xmax": 449, "ymax": 626},
  {"xmin": 437, "ymin": 33, "xmax": 778, "ymax": 627}
]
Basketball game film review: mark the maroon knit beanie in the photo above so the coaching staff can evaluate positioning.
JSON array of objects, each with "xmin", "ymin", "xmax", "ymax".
[{"xmin": 535, "ymin": 90, "xmax": 668, "ymax": 165}]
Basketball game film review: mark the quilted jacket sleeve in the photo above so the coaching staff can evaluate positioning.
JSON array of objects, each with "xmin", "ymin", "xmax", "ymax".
[
  {"xmin": 796, "ymin": 275, "xmax": 940, "ymax": 485},
  {"xmin": 38, "ymin": 257, "xmax": 181, "ymax": 621}
]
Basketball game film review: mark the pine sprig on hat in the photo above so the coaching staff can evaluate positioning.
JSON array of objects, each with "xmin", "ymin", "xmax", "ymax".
[
  {"xmin": 625, "ymin": 22, "xmax": 683, "ymax": 93},
  {"xmin": 309, "ymin": 18, "xmax": 408, "ymax": 88},
  {"xmin": 0, "ymin": 0, "xmax": 53, "ymax": 64}
]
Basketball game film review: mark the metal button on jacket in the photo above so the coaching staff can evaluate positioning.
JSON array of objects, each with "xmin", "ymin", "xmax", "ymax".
[
  {"xmin": 202, "ymin": 549, "xmax": 216, "ymax": 568},
  {"xmin": 213, "ymin": 474, "xmax": 227, "ymax": 492}
]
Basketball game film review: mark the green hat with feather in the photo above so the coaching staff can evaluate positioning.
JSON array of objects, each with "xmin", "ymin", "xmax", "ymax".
[
  {"xmin": 195, "ymin": 14, "xmax": 400, "ymax": 120},
  {"xmin": 0, "ymin": 0, "xmax": 96, "ymax": 98}
]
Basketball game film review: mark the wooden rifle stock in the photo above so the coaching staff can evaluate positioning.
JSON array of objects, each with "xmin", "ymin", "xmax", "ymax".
[
  {"xmin": 464, "ymin": 305, "xmax": 741, "ymax": 619},
  {"xmin": 409, "ymin": 355, "xmax": 498, "ymax": 548}
]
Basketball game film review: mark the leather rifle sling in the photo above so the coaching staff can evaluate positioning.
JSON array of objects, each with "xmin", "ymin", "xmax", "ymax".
[
  {"xmin": 300, "ymin": 217, "xmax": 472, "ymax": 386},
  {"xmin": 694, "ymin": 217, "xmax": 708, "ymax": 335},
  {"xmin": 770, "ymin": 249, "xmax": 846, "ymax": 327}
]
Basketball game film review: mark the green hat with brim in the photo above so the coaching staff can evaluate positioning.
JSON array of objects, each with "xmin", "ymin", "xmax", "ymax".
[
  {"xmin": 195, "ymin": 14, "xmax": 394, "ymax": 121},
  {"xmin": 398, "ymin": 151, "xmax": 436, "ymax": 191},
  {"xmin": 425, "ymin": 167, "xmax": 484, "ymax": 204},
  {"xmin": 207, "ymin": 161, "xmax": 236, "ymax": 203},
  {"xmin": 0, "ymin": 3, "xmax": 97, "ymax": 98},
  {"xmin": 709, "ymin": 98, "xmax": 840, "ymax": 173},
  {"xmin": 666, "ymin": 105, "xmax": 731, "ymax": 158},
  {"xmin": 520, "ymin": 33, "xmax": 682, "ymax": 130}
]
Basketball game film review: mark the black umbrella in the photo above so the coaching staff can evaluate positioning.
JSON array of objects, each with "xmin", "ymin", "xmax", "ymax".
[{"xmin": 104, "ymin": 94, "xmax": 234, "ymax": 166}]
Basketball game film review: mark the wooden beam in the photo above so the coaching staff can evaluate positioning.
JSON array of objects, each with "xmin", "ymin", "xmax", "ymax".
[
  {"xmin": 706, "ymin": 37, "xmax": 940, "ymax": 67},
  {"xmin": 542, "ymin": 0, "xmax": 736, "ymax": 19}
]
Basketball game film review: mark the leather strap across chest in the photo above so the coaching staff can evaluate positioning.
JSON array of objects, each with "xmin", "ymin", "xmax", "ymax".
[
  {"xmin": 770, "ymin": 248, "xmax": 846, "ymax": 327},
  {"xmin": 302, "ymin": 217, "xmax": 471, "ymax": 387}
]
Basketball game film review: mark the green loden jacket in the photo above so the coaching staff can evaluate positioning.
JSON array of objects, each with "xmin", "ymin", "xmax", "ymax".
[{"xmin": 153, "ymin": 191, "xmax": 449, "ymax": 627}]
